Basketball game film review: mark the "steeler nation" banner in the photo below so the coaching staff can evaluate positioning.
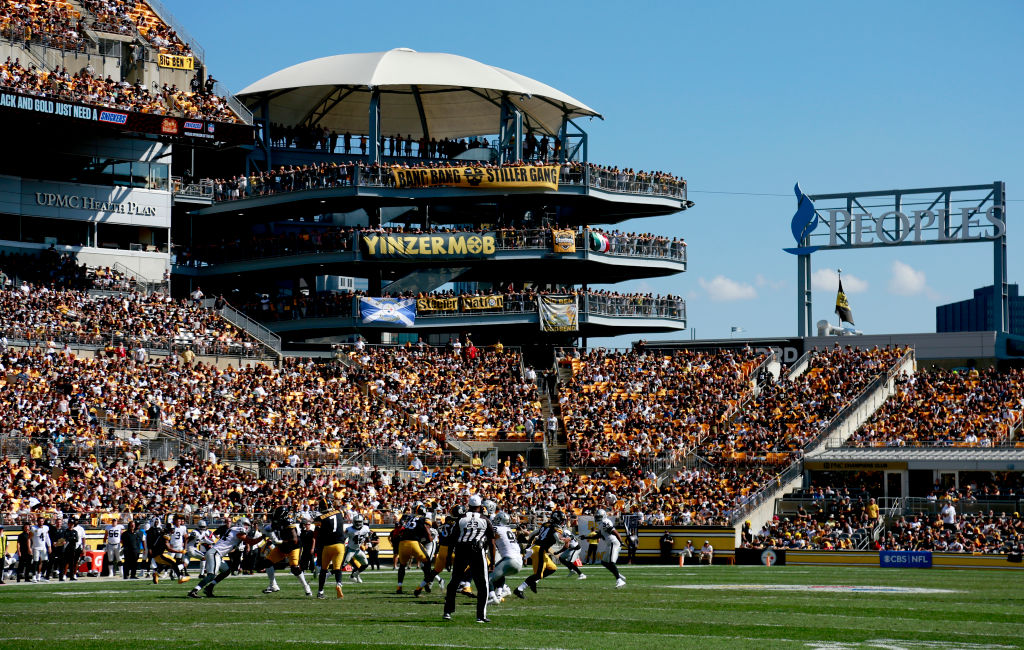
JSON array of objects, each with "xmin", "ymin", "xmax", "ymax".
[
  {"xmin": 390, "ymin": 165, "xmax": 560, "ymax": 191},
  {"xmin": 362, "ymin": 232, "xmax": 497, "ymax": 259}
]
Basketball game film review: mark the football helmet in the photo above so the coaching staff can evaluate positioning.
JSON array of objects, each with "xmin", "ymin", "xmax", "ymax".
[
  {"xmin": 550, "ymin": 511, "xmax": 566, "ymax": 525},
  {"xmin": 414, "ymin": 501, "xmax": 427, "ymax": 516},
  {"xmin": 352, "ymin": 514, "xmax": 365, "ymax": 528},
  {"xmin": 447, "ymin": 505, "xmax": 467, "ymax": 523},
  {"xmin": 467, "ymin": 494, "xmax": 483, "ymax": 508},
  {"xmin": 317, "ymin": 497, "xmax": 333, "ymax": 513},
  {"xmin": 594, "ymin": 509, "xmax": 608, "ymax": 520},
  {"xmin": 492, "ymin": 511, "xmax": 510, "ymax": 526},
  {"xmin": 483, "ymin": 499, "xmax": 497, "ymax": 517},
  {"xmin": 197, "ymin": 520, "xmax": 207, "ymax": 530}
]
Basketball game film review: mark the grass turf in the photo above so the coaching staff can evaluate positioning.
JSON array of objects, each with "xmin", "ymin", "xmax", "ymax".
[{"xmin": 0, "ymin": 565, "xmax": 1021, "ymax": 648}]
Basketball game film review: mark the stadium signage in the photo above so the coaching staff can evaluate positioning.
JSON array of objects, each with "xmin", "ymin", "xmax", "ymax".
[
  {"xmin": 157, "ymin": 53, "xmax": 195, "ymax": 70},
  {"xmin": 390, "ymin": 165, "xmax": 560, "ymax": 191},
  {"xmin": 818, "ymin": 207, "xmax": 1005, "ymax": 248},
  {"xmin": 0, "ymin": 90, "xmax": 253, "ymax": 146},
  {"xmin": 34, "ymin": 192, "xmax": 158, "ymax": 216},
  {"xmin": 785, "ymin": 184, "xmax": 1005, "ymax": 254},
  {"xmin": 880, "ymin": 550, "xmax": 932, "ymax": 568},
  {"xmin": 361, "ymin": 232, "xmax": 496, "ymax": 259}
]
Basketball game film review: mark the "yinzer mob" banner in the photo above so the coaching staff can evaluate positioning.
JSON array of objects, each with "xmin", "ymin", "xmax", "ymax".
[
  {"xmin": 390, "ymin": 165, "xmax": 560, "ymax": 191},
  {"xmin": 362, "ymin": 232, "xmax": 496, "ymax": 259}
]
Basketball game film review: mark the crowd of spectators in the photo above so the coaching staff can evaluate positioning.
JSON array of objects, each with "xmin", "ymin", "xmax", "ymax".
[
  {"xmin": 78, "ymin": 0, "xmax": 136, "ymax": 35},
  {"xmin": 644, "ymin": 465, "xmax": 782, "ymax": 526},
  {"xmin": 0, "ymin": 0, "xmax": 86, "ymax": 51},
  {"xmin": 350, "ymin": 342, "xmax": 542, "ymax": 442},
  {"xmin": 0, "ymin": 285, "xmax": 264, "ymax": 355},
  {"xmin": 706, "ymin": 345, "xmax": 909, "ymax": 465},
  {"xmin": 0, "ymin": 448, "xmax": 655, "ymax": 527},
  {"xmin": 559, "ymin": 348, "xmax": 765, "ymax": 467},
  {"xmin": 174, "ymin": 225, "xmax": 685, "ymax": 267},
  {"xmin": 0, "ymin": 56, "xmax": 239, "ymax": 122},
  {"xmin": 210, "ymin": 158, "xmax": 685, "ymax": 201},
  {"xmin": 882, "ymin": 508, "xmax": 1024, "ymax": 554},
  {"xmin": 228, "ymin": 287, "xmax": 684, "ymax": 324},
  {"xmin": 846, "ymin": 367, "xmax": 1024, "ymax": 447}
]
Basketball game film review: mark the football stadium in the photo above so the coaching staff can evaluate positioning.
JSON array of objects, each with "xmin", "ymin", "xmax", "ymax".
[{"xmin": 1, "ymin": 1, "xmax": 1023, "ymax": 648}]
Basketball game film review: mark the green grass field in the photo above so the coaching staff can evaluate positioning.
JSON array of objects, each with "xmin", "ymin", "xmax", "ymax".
[{"xmin": 1, "ymin": 565, "xmax": 1021, "ymax": 648}]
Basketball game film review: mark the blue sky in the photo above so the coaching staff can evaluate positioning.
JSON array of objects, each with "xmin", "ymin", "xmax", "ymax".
[{"xmin": 171, "ymin": 0, "xmax": 1023, "ymax": 345}]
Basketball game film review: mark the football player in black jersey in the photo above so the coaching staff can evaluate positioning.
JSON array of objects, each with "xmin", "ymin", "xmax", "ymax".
[
  {"xmin": 395, "ymin": 503, "xmax": 433, "ymax": 594},
  {"xmin": 313, "ymin": 498, "xmax": 347, "ymax": 599},
  {"xmin": 513, "ymin": 511, "xmax": 565, "ymax": 599},
  {"xmin": 257, "ymin": 506, "xmax": 312, "ymax": 596},
  {"xmin": 416, "ymin": 505, "xmax": 462, "ymax": 597}
]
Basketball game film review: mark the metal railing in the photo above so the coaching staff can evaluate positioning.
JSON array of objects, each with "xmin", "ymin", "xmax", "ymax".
[
  {"xmin": 212, "ymin": 80, "xmax": 253, "ymax": 125},
  {"xmin": 803, "ymin": 348, "xmax": 914, "ymax": 453},
  {"xmin": 728, "ymin": 460, "xmax": 803, "ymax": 524},
  {"xmin": 202, "ymin": 297, "xmax": 282, "ymax": 354},
  {"xmin": 172, "ymin": 176, "xmax": 214, "ymax": 199},
  {"xmin": 140, "ymin": 0, "xmax": 205, "ymax": 63},
  {"xmin": 111, "ymin": 262, "xmax": 167, "ymax": 295}
]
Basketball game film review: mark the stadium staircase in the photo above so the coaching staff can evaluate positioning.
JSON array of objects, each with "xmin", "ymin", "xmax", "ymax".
[
  {"xmin": 200, "ymin": 298, "xmax": 283, "ymax": 360},
  {"xmin": 732, "ymin": 348, "xmax": 916, "ymax": 538}
]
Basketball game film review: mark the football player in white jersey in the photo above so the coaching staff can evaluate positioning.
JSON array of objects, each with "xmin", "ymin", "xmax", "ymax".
[
  {"xmin": 188, "ymin": 517, "xmax": 255, "ymax": 598},
  {"xmin": 30, "ymin": 517, "xmax": 51, "ymax": 582},
  {"xmin": 557, "ymin": 520, "xmax": 586, "ymax": 580},
  {"xmin": 104, "ymin": 518, "xmax": 126, "ymax": 578},
  {"xmin": 487, "ymin": 511, "xmax": 522, "ymax": 604},
  {"xmin": 589, "ymin": 509, "xmax": 626, "ymax": 588},
  {"xmin": 168, "ymin": 516, "xmax": 190, "ymax": 577},
  {"xmin": 342, "ymin": 514, "xmax": 371, "ymax": 583},
  {"xmin": 186, "ymin": 520, "xmax": 216, "ymax": 579}
]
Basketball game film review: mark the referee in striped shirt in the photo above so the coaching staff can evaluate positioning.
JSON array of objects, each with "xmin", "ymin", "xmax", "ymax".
[{"xmin": 443, "ymin": 494, "xmax": 496, "ymax": 623}]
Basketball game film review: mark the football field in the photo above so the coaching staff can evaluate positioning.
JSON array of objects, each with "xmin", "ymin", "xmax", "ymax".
[{"xmin": 1, "ymin": 565, "xmax": 1021, "ymax": 649}]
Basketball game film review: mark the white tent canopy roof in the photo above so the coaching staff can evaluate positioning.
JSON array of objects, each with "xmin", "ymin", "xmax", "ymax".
[{"xmin": 238, "ymin": 48, "xmax": 601, "ymax": 140}]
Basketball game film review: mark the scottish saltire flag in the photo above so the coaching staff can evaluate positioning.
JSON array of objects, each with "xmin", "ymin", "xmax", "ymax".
[{"xmin": 359, "ymin": 297, "xmax": 416, "ymax": 326}]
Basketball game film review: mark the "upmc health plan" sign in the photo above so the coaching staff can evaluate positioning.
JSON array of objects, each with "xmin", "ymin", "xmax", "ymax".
[{"xmin": 880, "ymin": 550, "xmax": 933, "ymax": 568}]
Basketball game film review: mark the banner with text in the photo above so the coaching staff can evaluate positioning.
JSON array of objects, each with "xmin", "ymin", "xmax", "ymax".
[
  {"xmin": 461, "ymin": 295, "xmax": 504, "ymax": 311},
  {"xmin": 390, "ymin": 165, "xmax": 560, "ymax": 191},
  {"xmin": 361, "ymin": 232, "xmax": 496, "ymax": 260},
  {"xmin": 359, "ymin": 297, "xmax": 416, "ymax": 327},
  {"xmin": 552, "ymin": 229, "xmax": 576, "ymax": 253},
  {"xmin": 416, "ymin": 296, "xmax": 459, "ymax": 313},
  {"xmin": 157, "ymin": 53, "xmax": 195, "ymax": 70},
  {"xmin": 0, "ymin": 90, "xmax": 253, "ymax": 145},
  {"xmin": 539, "ymin": 294, "xmax": 579, "ymax": 332}
]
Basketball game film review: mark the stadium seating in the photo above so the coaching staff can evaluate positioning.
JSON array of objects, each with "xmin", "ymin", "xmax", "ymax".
[
  {"xmin": 559, "ymin": 348, "xmax": 765, "ymax": 467},
  {"xmin": 0, "ymin": 0, "xmax": 85, "ymax": 51},
  {"xmin": 846, "ymin": 367, "xmax": 1024, "ymax": 447}
]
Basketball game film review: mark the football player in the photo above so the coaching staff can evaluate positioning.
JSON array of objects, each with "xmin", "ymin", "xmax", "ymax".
[
  {"xmin": 258, "ymin": 506, "xmax": 312, "ymax": 596},
  {"xmin": 558, "ymin": 518, "xmax": 586, "ymax": 579},
  {"xmin": 513, "ymin": 511, "xmax": 565, "ymax": 599},
  {"xmin": 425, "ymin": 505, "xmax": 463, "ymax": 596},
  {"xmin": 186, "ymin": 520, "xmax": 216, "ymax": 579},
  {"xmin": 590, "ymin": 509, "xmax": 626, "ymax": 588},
  {"xmin": 188, "ymin": 517, "xmax": 255, "ymax": 598},
  {"xmin": 167, "ymin": 515, "xmax": 190, "ymax": 578},
  {"xmin": 313, "ymin": 498, "xmax": 346, "ymax": 599},
  {"xmin": 150, "ymin": 525, "xmax": 188, "ymax": 584},
  {"xmin": 395, "ymin": 503, "xmax": 433, "ymax": 594},
  {"xmin": 343, "ymin": 514, "xmax": 371, "ymax": 584},
  {"xmin": 487, "ymin": 511, "xmax": 522, "ymax": 604}
]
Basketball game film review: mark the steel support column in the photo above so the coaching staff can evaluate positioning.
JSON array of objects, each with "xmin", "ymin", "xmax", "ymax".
[
  {"xmin": 994, "ymin": 181, "xmax": 1008, "ymax": 332},
  {"xmin": 367, "ymin": 89, "xmax": 381, "ymax": 164},
  {"xmin": 797, "ymin": 253, "xmax": 812, "ymax": 337},
  {"xmin": 499, "ymin": 95, "xmax": 522, "ymax": 163}
]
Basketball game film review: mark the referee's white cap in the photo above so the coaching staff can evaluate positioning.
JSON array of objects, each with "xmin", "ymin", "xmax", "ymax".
[{"xmin": 467, "ymin": 495, "xmax": 483, "ymax": 508}]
